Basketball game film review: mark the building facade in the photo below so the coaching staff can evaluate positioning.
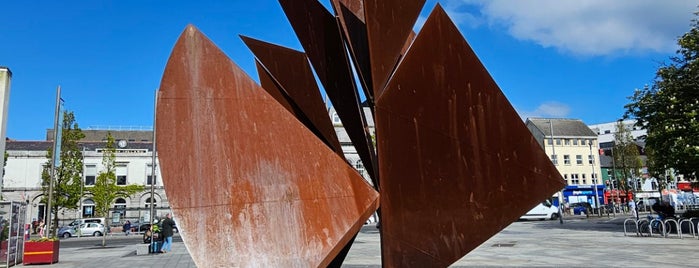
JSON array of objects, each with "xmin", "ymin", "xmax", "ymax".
[
  {"xmin": 526, "ymin": 118, "xmax": 604, "ymax": 208},
  {"xmin": 3, "ymin": 130, "xmax": 167, "ymax": 227}
]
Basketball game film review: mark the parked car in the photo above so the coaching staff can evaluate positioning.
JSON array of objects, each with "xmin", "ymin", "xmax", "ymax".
[
  {"xmin": 58, "ymin": 223, "xmax": 106, "ymax": 238},
  {"xmin": 520, "ymin": 201, "xmax": 560, "ymax": 220},
  {"xmin": 570, "ymin": 202, "xmax": 592, "ymax": 215}
]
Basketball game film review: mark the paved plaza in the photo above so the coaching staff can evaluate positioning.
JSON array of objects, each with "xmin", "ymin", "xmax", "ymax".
[{"xmin": 19, "ymin": 215, "xmax": 699, "ymax": 267}]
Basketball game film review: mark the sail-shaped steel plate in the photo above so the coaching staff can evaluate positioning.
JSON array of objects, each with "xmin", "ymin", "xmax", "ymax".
[
  {"xmin": 242, "ymin": 36, "xmax": 344, "ymax": 157},
  {"xmin": 279, "ymin": 0, "xmax": 378, "ymax": 184},
  {"xmin": 156, "ymin": 25, "xmax": 379, "ymax": 268},
  {"xmin": 364, "ymin": 0, "xmax": 425, "ymax": 96},
  {"xmin": 375, "ymin": 6, "xmax": 566, "ymax": 267}
]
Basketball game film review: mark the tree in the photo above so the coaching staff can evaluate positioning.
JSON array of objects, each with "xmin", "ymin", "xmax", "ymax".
[
  {"xmin": 40, "ymin": 111, "xmax": 86, "ymax": 237},
  {"xmin": 612, "ymin": 121, "xmax": 643, "ymax": 193},
  {"xmin": 91, "ymin": 132, "xmax": 144, "ymax": 246},
  {"xmin": 626, "ymin": 10, "xmax": 699, "ymax": 189}
]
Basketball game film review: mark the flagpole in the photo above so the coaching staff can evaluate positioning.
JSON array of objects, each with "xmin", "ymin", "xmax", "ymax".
[
  {"xmin": 149, "ymin": 90, "xmax": 158, "ymax": 253},
  {"xmin": 46, "ymin": 85, "xmax": 61, "ymax": 238}
]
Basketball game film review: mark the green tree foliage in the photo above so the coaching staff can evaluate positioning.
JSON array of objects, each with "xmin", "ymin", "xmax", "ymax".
[
  {"xmin": 626, "ymin": 11, "xmax": 699, "ymax": 188},
  {"xmin": 40, "ymin": 111, "xmax": 86, "ymax": 236},
  {"xmin": 612, "ymin": 121, "xmax": 643, "ymax": 193},
  {"xmin": 91, "ymin": 132, "xmax": 144, "ymax": 246}
]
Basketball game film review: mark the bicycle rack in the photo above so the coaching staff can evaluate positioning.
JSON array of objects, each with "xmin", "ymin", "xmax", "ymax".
[
  {"xmin": 649, "ymin": 219, "xmax": 665, "ymax": 237},
  {"xmin": 624, "ymin": 218, "xmax": 640, "ymax": 236},
  {"xmin": 637, "ymin": 218, "xmax": 650, "ymax": 237},
  {"xmin": 664, "ymin": 219, "xmax": 680, "ymax": 238},
  {"xmin": 678, "ymin": 218, "xmax": 696, "ymax": 238}
]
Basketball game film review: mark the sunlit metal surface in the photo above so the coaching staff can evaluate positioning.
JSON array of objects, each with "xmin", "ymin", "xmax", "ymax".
[
  {"xmin": 279, "ymin": 0, "xmax": 378, "ymax": 184},
  {"xmin": 375, "ymin": 6, "xmax": 565, "ymax": 267},
  {"xmin": 156, "ymin": 25, "xmax": 380, "ymax": 267},
  {"xmin": 242, "ymin": 36, "xmax": 344, "ymax": 157}
]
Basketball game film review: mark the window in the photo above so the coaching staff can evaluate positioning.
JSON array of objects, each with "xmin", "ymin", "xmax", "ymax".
[
  {"xmin": 547, "ymin": 139, "xmax": 553, "ymax": 145},
  {"xmin": 114, "ymin": 198, "xmax": 126, "ymax": 217},
  {"xmin": 355, "ymin": 160, "xmax": 366, "ymax": 177},
  {"xmin": 147, "ymin": 164, "xmax": 157, "ymax": 185},
  {"xmin": 550, "ymin": 154, "xmax": 558, "ymax": 165},
  {"xmin": 332, "ymin": 112, "xmax": 341, "ymax": 124},
  {"xmin": 82, "ymin": 199, "xmax": 95, "ymax": 217},
  {"xmin": 563, "ymin": 155, "xmax": 570, "ymax": 165},
  {"xmin": 573, "ymin": 139, "xmax": 578, "ymax": 145},
  {"xmin": 604, "ymin": 130, "xmax": 611, "ymax": 134},
  {"xmin": 576, "ymin": 155, "xmax": 583, "ymax": 165},
  {"xmin": 116, "ymin": 165, "xmax": 128, "ymax": 185},
  {"xmin": 564, "ymin": 139, "xmax": 571, "ymax": 145},
  {"xmin": 85, "ymin": 165, "xmax": 97, "ymax": 186},
  {"xmin": 591, "ymin": 173, "xmax": 597, "ymax": 184},
  {"xmin": 145, "ymin": 197, "xmax": 158, "ymax": 208},
  {"xmin": 588, "ymin": 155, "xmax": 594, "ymax": 164},
  {"xmin": 571, "ymin": 174, "xmax": 580, "ymax": 184},
  {"xmin": 555, "ymin": 139, "xmax": 561, "ymax": 145}
]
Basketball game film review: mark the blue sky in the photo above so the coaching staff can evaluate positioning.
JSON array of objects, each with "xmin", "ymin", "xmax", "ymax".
[{"xmin": 1, "ymin": 0, "xmax": 696, "ymax": 141}]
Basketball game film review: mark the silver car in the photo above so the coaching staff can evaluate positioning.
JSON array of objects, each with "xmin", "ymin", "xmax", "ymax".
[{"xmin": 58, "ymin": 223, "xmax": 106, "ymax": 238}]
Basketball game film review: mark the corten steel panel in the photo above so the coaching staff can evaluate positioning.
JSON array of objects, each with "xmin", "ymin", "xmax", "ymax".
[
  {"xmin": 156, "ymin": 25, "xmax": 380, "ymax": 268},
  {"xmin": 331, "ymin": 0, "xmax": 374, "ymax": 104},
  {"xmin": 375, "ymin": 5, "xmax": 566, "ymax": 267},
  {"xmin": 255, "ymin": 61, "xmax": 295, "ymax": 113},
  {"xmin": 279, "ymin": 0, "xmax": 378, "ymax": 185},
  {"xmin": 364, "ymin": 0, "xmax": 425, "ymax": 96},
  {"xmin": 242, "ymin": 36, "xmax": 344, "ymax": 157}
]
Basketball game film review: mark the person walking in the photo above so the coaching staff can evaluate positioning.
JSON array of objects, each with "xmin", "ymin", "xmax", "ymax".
[
  {"xmin": 160, "ymin": 213, "xmax": 176, "ymax": 253},
  {"xmin": 628, "ymin": 199, "xmax": 637, "ymax": 219}
]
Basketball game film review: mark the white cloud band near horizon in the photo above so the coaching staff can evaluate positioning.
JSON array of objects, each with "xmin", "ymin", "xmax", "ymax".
[
  {"xmin": 437, "ymin": 0, "xmax": 697, "ymax": 56},
  {"xmin": 519, "ymin": 102, "xmax": 572, "ymax": 120}
]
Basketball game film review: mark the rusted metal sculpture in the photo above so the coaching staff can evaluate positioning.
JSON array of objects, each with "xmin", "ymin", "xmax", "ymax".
[
  {"xmin": 156, "ymin": 26, "xmax": 380, "ymax": 267},
  {"xmin": 376, "ymin": 6, "xmax": 565, "ymax": 267},
  {"xmin": 156, "ymin": 1, "xmax": 565, "ymax": 267}
]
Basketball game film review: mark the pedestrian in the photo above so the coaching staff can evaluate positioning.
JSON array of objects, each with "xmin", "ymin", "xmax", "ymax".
[
  {"xmin": 628, "ymin": 199, "xmax": 637, "ymax": 219},
  {"xmin": 159, "ymin": 213, "xmax": 176, "ymax": 253},
  {"xmin": 123, "ymin": 220, "xmax": 131, "ymax": 236},
  {"xmin": 31, "ymin": 218, "xmax": 38, "ymax": 234},
  {"xmin": 38, "ymin": 220, "xmax": 45, "ymax": 238}
]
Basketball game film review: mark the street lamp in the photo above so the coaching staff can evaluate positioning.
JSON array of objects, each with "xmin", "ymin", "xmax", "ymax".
[
  {"xmin": 549, "ymin": 120, "xmax": 564, "ymax": 224},
  {"xmin": 589, "ymin": 141, "xmax": 601, "ymax": 216}
]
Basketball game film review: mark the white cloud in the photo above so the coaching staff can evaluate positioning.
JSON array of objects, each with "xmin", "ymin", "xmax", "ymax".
[
  {"xmin": 519, "ymin": 101, "xmax": 571, "ymax": 120},
  {"xmin": 443, "ymin": 0, "xmax": 697, "ymax": 56}
]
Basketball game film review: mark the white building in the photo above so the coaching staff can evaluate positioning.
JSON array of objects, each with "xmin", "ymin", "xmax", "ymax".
[
  {"xmin": 3, "ymin": 129, "xmax": 168, "ymax": 227},
  {"xmin": 526, "ymin": 118, "xmax": 604, "ymax": 207},
  {"xmin": 588, "ymin": 119, "xmax": 646, "ymax": 144}
]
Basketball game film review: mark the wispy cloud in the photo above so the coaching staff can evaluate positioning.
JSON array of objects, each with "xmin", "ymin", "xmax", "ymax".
[
  {"xmin": 519, "ymin": 102, "xmax": 571, "ymax": 120},
  {"xmin": 442, "ymin": 0, "xmax": 697, "ymax": 56}
]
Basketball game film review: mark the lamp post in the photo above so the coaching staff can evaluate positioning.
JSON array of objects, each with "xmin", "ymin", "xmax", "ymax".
[
  {"xmin": 549, "ymin": 120, "xmax": 564, "ymax": 224},
  {"xmin": 589, "ymin": 142, "xmax": 601, "ymax": 216}
]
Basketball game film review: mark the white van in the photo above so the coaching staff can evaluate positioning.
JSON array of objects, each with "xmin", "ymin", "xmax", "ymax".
[{"xmin": 520, "ymin": 201, "xmax": 560, "ymax": 220}]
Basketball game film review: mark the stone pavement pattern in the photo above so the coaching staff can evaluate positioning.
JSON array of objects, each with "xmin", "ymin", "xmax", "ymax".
[{"xmin": 19, "ymin": 215, "xmax": 699, "ymax": 267}]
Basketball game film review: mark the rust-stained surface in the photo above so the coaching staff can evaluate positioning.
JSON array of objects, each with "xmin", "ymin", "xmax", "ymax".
[
  {"xmin": 279, "ymin": 0, "xmax": 378, "ymax": 184},
  {"xmin": 242, "ymin": 36, "xmax": 344, "ymax": 157},
  {"xmin": 375, "ymin": 5, "xmax": 566, "ymax": 267},
  {"xmin": 156, "ymin": 25, "xmax": 379, "ymax": 268},
  {"xmin": 331, "ymin": 0, "xmax": 374, "ymax": 104},
  {"xmin": 364, "ymin": 0, "xmax": 425, "ymax": 95}
]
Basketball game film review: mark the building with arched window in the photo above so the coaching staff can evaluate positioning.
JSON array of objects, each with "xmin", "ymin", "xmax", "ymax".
[{"xmin": 2, "ymin": 129, "xmax": 170, "ymax": 228}]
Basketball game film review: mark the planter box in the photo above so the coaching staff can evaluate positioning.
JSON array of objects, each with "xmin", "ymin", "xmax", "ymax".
[{"xmin": 23, "ymin": 240, "xmax": 59, "ymax": 265}]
